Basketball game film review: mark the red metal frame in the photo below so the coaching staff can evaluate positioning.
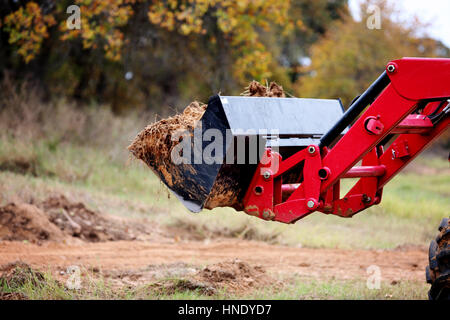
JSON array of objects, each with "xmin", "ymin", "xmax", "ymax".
[{"xmin": 242, "ymin": 58, "xmax": 450, "ymax": 224}]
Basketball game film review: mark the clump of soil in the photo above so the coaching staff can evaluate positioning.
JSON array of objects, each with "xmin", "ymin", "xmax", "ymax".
[
  {"xmin": 196, "ymin": 259, "xmax": 270, "ymax": 293},
  {"xmin": 149, "ymin": 259, "xmax": 272, "ymax": 296},
  {"xmin": 128, "ymin": 101, "xmax": 206, "ymax": 176},
  {"xmin": 0, "ymin": 203, "xmax": 67, "ymax": 243},
  {"xmin": 40, "ymin": 195, "xmax": 139, "ymax": 242},
  {"xmin": 0, "ymin": 261, "xmax": 45, "ymax": 289},
  {"xmin": 128, "ymin": 81, "xmax": 286, "ymax": 210},
  {"xmin": 0, "ymin": 158, "xmax": 39, "ymax": 176},
  {"xmin": 128, "ymin": 102, "xmax": 208, "ymax": 210},
  {"xmin": 242, "ymin": 81, "xmax": 286, "ymax": 97},
  {"xmin": 150, "ymin": 278, "xmax": 216, "ymax": 296},
  {"xmin": 0, "ymin": 291, "xmax": 27, "ymax": 300}
]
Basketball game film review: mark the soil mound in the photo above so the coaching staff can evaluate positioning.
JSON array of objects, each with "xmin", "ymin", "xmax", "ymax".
[
  {"xmin": 0, "ymin": 195, "xmax": 153, "ymax": 243},
  {"xmin": 40, "ymin": 195, "xmax": 139, "ymax": 242},
  {"xmin": 151, "ymin": 278, "xmax": 216, "ymax": 296},
  {"xmin": 150, "ymin": 259, "xmax": 272, "ymax": 296},
  {"xmin": 0, "ymin": 203, "xmax": 66, "ymax": 243},
  {"xmin": 196, "ymin": 259, "xmax": 270, "ymax": 293}
]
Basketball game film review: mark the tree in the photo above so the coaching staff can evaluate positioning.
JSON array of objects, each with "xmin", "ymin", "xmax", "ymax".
[
  {"xmin": 0, "ymin": 1, "xmax": 347, "ymax": 112},
  {"xmin": 279, "ymin": 0, "xmax": 349, "ymax": 83},
  {"xmin": 296, "ymin": 0, "xmax": 449, "ymax": 107}
]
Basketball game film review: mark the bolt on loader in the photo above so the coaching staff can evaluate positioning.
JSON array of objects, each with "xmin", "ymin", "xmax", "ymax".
[{"xmin": 143, "ymin": 58, "xmax": 450, "ymax": 299}]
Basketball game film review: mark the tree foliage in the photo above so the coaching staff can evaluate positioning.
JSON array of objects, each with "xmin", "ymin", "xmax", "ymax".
[
  {"xmin": 3, "ymin": 2, "xmax": 56, "ymax": 63},
  {"xmin": 2, "ymin": 0, "xmax": 297, "ymax": 82},
  {"xmin": 0, "ymin": 0, "xmax": 348, "ymax": 112},
  {"xmin": 297, "ymin": 0, "xmax": 449, "ymax": 107},
  {"xmin": 1, "ymin": 0, "xmax": 447, "ymax": 115}
]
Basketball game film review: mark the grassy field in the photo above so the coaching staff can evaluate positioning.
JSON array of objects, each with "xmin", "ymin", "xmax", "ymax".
[
  {"xmin": 0, "ymin": 103, "xmax": 448, "ymax": 299},
  {"xmin": 0, "ymin": 264, "xmax": 429, "ymax": 300},
  {"xmin": 1, "ymin": 136, "xmax": 448, "ymax": 251}
]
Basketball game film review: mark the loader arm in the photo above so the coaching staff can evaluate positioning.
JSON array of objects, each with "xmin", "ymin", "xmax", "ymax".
[{"xmin": 243, "ymin": 58, "xmax": 450, "ymax": 224}]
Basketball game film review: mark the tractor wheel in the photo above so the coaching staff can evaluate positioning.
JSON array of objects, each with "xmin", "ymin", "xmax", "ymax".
[{"xmin": 426, "ymin": 217, "xmax": 450, "ymax": 300}]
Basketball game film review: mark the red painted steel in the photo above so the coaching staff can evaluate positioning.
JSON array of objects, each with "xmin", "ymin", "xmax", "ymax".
[
  {"xmin": 391, "ymin": 115, "xmax": 434, "ymax": 134},
  {"xmin": 282, "ymin": 184, "xmax": 299, "ymax": 195},
  {"xmin": 387, "ymin": 58, "xmax": 450, "ymax": 100},
  {"xmin": 320, "ymin": 85, "xmax": 417, "ymax": 193},
  {"xmin": 342, "ymin": 165, "xmax": 386, "ymax": 178},
  {"xmin": 242, "ymin": 58, "xmax": 450, "ymax": 224}
]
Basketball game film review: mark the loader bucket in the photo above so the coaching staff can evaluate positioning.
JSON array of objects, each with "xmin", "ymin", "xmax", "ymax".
[{"xmin": 156, "ymin": 95, "xmax": 346, "ymax": 212}]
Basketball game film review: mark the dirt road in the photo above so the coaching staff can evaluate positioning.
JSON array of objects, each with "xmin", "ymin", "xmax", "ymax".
[
  {"xmin": 0, "ymin": 197, "xmax": 429, "ymax": 292},
  {"xmin": 0, "ymin": 239, "xmax": 427, "ymax": 283}
]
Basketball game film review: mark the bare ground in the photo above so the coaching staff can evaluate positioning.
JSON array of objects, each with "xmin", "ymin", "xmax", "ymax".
[
  {"xmin": 0, "ymin": 239, "xmax": 427, "ymax": 283},
  {"xmin": 0, "ymin": 196, "xmax": 429, "ymax": 296}
]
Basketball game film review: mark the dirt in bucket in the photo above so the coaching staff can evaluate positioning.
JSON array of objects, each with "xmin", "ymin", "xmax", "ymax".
[
  {"xmin": 242, "ymin": 81, "xmax": 286, "ymax": 98},
  {"xmin": 128, "ymin": 81, "xmax": 286, "ymax": 210}
]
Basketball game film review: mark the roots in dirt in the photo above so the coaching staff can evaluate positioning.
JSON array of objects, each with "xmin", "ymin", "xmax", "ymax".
[{"xmin": 241, "ymin": 81, "xmax": 286, "ymax": 98}]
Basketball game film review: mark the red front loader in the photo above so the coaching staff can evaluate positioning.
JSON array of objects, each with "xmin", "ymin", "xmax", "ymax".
[{"xmin": 151, "ymin": 58, "xmax": 450, "ymax": 299}]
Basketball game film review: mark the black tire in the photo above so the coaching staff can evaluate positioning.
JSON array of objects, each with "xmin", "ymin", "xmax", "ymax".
[{"xmin": 426, "ymin": 217, "xmax": 450, "ymax": 300}]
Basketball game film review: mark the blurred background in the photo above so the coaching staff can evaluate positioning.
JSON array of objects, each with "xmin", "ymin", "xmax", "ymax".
[{"xmin": 1, "ymin": 0, "xmax": 449, "ymax": 112}]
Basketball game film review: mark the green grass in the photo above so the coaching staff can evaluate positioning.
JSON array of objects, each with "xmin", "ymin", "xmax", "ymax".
[
  {"xmin": 1, "ymin": 268, "xmax": 428, "ymax": 300},
  {"xmin": 0, "ymin": 137, "xmax": 448, "ymax": 250},
  {"xmin": 0, "ymin": 262, "xmax": 428, "ymax": 300},
  {"xmin": 1, "ymin": 92, "xmax": 446, "ymax": 300},
  {"xmin": 246, "ymin": 278, "xmax": 429, "ymax": 300}
]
